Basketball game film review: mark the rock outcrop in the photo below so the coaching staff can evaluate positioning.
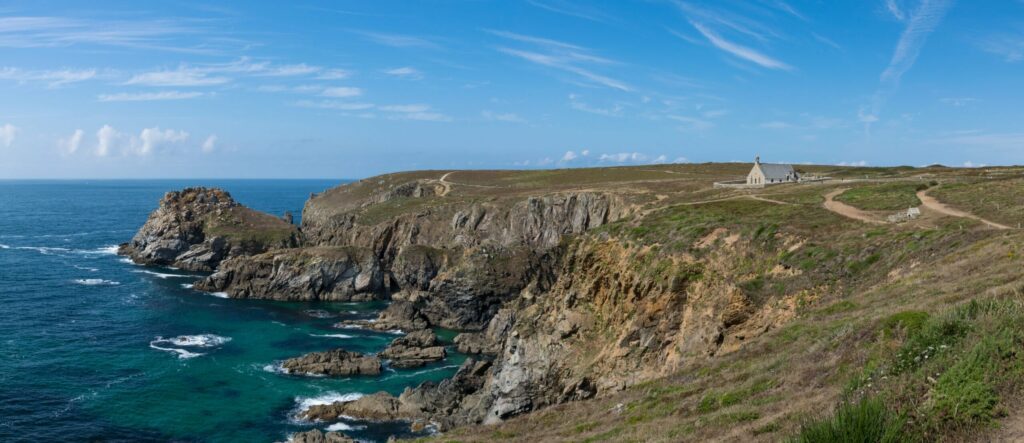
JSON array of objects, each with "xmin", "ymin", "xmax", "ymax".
[
  {"xmin": 194, "ymin": 246, "xmax": 384, "ymax": 301},
  {"xmin": 281, "ymin": 349, "xmax": 382, "ymax": 377},
  {"xmin": 301, "ymin": 392, "xmax": 417, "ymax": 422},
  {"xmin": 118, "ymin": 187, "xmax": 299, "ymax": 271},
  {"xmin": 287, "ymin": 430, "xmax": 354, "ymax": 443},
  {"xmin": 379, "ymin": 330, "xmax": 446, "ymax": 368}
]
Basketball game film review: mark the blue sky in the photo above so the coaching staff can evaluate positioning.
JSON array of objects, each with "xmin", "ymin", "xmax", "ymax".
[{"xmin": 1, "ymin": 0, "xmax": 1022, "ymax": 178}]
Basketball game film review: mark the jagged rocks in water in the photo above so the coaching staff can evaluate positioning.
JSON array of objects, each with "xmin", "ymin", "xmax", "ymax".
[
  {"xmin": 379, "ymin": 330, "xmax": 446, "ymax": 368},
  {"xmin": 301, "ymin": 392, "xmax": 415, "ymax": 422},
  {"xmin": 281, "ymin": 349, "xmax": 381, "ymax": 377},
  {"xmin": 288, "ymin": 429, "xmax": 354, "ymax": 443},
  {"xmin": 336, "ymin": 300, "xmax": 429, "ymax": 332},
  {"xmin": 194, "ymin": 247, "xmax": 384, "ymax": 301},
  {"xmin": 118, "ymin": 187, "xmax": 299, "ymax": 271},
  {"xmin": 398, "ymin": 358, "xmax": 494, "ymax": 430}
]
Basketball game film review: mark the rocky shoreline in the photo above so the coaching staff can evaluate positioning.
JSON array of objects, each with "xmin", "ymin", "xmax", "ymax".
[{"xmin": 121, "ymin": 178, "xmax": 784, "ymax": 441}]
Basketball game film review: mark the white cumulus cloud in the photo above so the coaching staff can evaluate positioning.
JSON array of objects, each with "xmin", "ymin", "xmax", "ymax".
[
  {"xmin": 202, "ymin": 135, "xmax": 217, "ymax": 153},
  {"xmin": 0, "ymin": 123, "xmax": 17, "ymax": 147},
  {"xmin": 95, "ymin": 125, "xmax": 118, "ymax": 157},
  {"xmin": 58, "ymin": 129, "xmax": 84, "ymax": 154}
]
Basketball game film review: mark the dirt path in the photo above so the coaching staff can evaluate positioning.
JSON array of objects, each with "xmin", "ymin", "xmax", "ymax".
[
  {"xmin": 438, "ymin": 171, "xmax": 455, "ymax": 196},
  {"xmin": 916, "ymin": 189, "xmax": 1012, "ymax": 230},
  {"xmin": 823, "ymin": 189, "xmax": 886, "ymax": 225}
]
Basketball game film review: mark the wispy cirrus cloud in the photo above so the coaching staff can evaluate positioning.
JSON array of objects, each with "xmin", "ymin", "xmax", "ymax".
[
  {"xmin": 0, "ymin": 67, "xmax": 97, "ymax": 87},
  {"xmin": 880, "ymin": 0, "xmax": 954, "ymax": 85},
  {"xmin": 0, "ymin": 16, "xmax": 227, "ymax": 54},
  {"xmin": 294, "ymin": 101, "xmax": 452, "ymax": 122},
  {"xmin": 491, "ymin": 30, "xmax": 631, "ymax": 91},
  {"xmin": 687, "ymin": 21, "xmax": 792, "ymax": 70},
  {"xmin": 978, "ymin": 32, "xmax": 1024, "ymax": 62},
  {"xmin": 383, "ymin": 67, "xmax": 423, "ymax": 79},
  {"xmin": 525, "ymin": 0, "xmax": 613, "ymax": 23},
  {"xmin": 98, "ymin": 91, "xmax": 205, "ymax": 102},
  {"xmin": 482, "ymin": 111, "xmax": 526, "ymax": 123},
  {"xmin": 353, "ymin": 31, "xmax": 440, "ymax": 49},
  {"xmin": 125, "ymin": 66, "xmax": 230, "ymax": 87}
]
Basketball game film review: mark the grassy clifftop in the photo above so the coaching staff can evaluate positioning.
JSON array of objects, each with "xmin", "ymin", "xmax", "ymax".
[{"xmin": 378, "ymin": 163, "xmax": 1024, "ymax": 442}]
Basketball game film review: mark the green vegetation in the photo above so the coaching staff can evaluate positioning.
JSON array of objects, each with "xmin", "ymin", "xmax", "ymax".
[
  {"xmin": 790, "ymin": 397, "xmax": 905, "ymax": 443},
  {"xmin": 203, "ymin": 206, "xmax": 297, "ymax": 245},
  {"xmin": 834, "ymin": 182, "xmax": 924, "ymax": 211},
  {"xmin": 932, "ymin": 178, "xmax": 1024, "ymax": 227}
]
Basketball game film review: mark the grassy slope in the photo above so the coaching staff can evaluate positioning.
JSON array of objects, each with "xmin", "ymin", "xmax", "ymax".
[{"xmin": 328, "ymin": 164, "xmax": 1024, "ymax": 443}]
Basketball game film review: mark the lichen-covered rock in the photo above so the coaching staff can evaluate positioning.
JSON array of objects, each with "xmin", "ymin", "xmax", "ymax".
[
  {"xmin": 194, "ymin": 246, "xmax": 384, "ymax": 301},
  {"xmin": 118, "ymin": 187, "xmax": 299, "ymax": 271},
  {"xmin": 379, "ymin": 330, "xmax": 446, "ymax": 368},
  {"xmin": 281, "ymin": 349, "xmax": 381, "ymax": 377}
]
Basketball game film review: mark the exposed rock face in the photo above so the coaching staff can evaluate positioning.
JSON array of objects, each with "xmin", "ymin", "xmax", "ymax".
[
  {"xmin": 454, "ymin": 309, "xmax": 514, "ymax": 355},
  {"xmin": 298, "ymin": 359, "xmax": 494, "ymax": 431},
  {"xmin": 287, "ymin": 430, "xmax": 354, "ymax": 443},
  {"xmin": 281, "ymin": 349, "xmax": 382, "ymax": 377},
  {"xmin": 118, "ymin": 187, "xmax": 299, "ymax": 271},
  {"xmin": 379, "ymin": 330, "xmax": 446, "ymax": 368},
  {"xmin": 194, "ymin": 246, "xmax": 384, "ymax": 301},
  {"xmin": 301, "ymin": 392, "xmax": 417, "ymax": 422}
]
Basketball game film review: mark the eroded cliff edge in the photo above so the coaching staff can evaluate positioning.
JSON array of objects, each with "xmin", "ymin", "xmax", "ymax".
[{"xmin": 120, "ymin": 166, "xmax": 818, "ymax": 435}]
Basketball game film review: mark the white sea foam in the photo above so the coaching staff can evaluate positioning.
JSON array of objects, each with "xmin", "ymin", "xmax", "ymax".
[
  {"xmin": 209, "ymin": 292, "xmax": 229, "ymax": 299},
  {"xmin": 167, "ymin": 334, "xmax": 232, "ymax": 347},
  {"xmin": 118, "ymin": 257, "xmax": 141, "ymax": 265},
  {"xmin": 73, "ymin": 278, "xmax": 120, "ymax": 286},
  {"xmin": 181, "ymin": 283, "xmax": 194, "ymax": 289},
  {"xmin": 325, "ymin": 422, "xmax": 366, "ymax": 432},
  {"xmin": 15, "ymin": 246, "xmax": 71, "ymax": 255},
  {"xmin": 294, "ymin": 392, "xmax": 364, "ymax": 412},
  {"xmin": 309, "ymin": 333, "xmax": 353, "ymax": 339},
  {"xmin": 0, "ymin": 244, "xmax": 9, "ymax": 249},
  {"xmin": 387, "ymin": 329, "xmax": 404, "ymax": 335},
  {"xmin": 132, "ymin": 270, "xmax": 201, "ymax": 279},
  {"xmin": 334, "ymin": 323, "xmax": 364, "ymax": 330},
  {"xmin": 149, "ymin": 334, "xmax": 230, "ymax": 359},
  {"xmin": 262, "ymin": 363, "xmax": 290, "ymax": 375},
  {"xmin": 76, "ymin": 245, "xmax": 119, "ymax": 255},
  {"xmin": 148, "ymin": 342, "xmax": 204, "ymax": 359},
  {"xmin": 73, "ymin": 265, "xmax": 100, "ymax": 272},
  {"xmin": 304, "ymin": 309, "xmax": 335, "ymax": 318}
]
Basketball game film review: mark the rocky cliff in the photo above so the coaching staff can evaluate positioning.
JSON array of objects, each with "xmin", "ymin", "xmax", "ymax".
[{"xmin": 118, "ymin": 187, "xmax": 299, "ymax": 271}]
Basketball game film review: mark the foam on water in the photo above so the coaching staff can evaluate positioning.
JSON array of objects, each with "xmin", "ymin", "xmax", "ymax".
[
  {"xmin": 15, "ymin": 246, "xmax": 71, "ymax": 255},
  {"xmin": 309, "ymin": 333, "xmax": 353, "ymax": 339},
  {"xmin": 0, "ymin": 243, "xmax": 9, "ymax": 249},
  {"xmin": 73, "ymin": 279, "xmax": 120, "ymax": 286},
  {"xmin": 132, "ymin": 270, "xmax": 202, "ymax": 279},
  {"xmin": 209, "ymin": 292, "xmax": 229, "ymax": 299},
  {"xmin": 261, "ymin": 363, "xmax": 290, "ymax": 375},
  {"xmin": 304, "ymin": 309, "xmax": 335, "ymax": 318},
  {"xmin": 149, "ymin": 334, "xmax": 231, "ymax": 359},
  {"xmin": 325, "ymin": 422, "xmax": 366, "ymax": 432},
  {"xmin": 181, "ymin": 283, "xmax": 194, "ymax": 289},
  {"xmin": 75, "ymin": 245, "xmax": 119, "ymax": 255},
  {"xmin": 294, "ymin": 392, "xmax": 364, "ymax": 412}
]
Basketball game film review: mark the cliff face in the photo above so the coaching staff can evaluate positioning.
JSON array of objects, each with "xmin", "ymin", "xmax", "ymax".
[
  {"xmin": 118, "ymin": 187, "xmax": 300, "ymax": 271},
  {"xmin": 195, "ymin": 178, "xmax": 630, "ymax": 326},
  {"xmin": 475, "ymin": 234, "xmax": 806, "ymax": 422}
]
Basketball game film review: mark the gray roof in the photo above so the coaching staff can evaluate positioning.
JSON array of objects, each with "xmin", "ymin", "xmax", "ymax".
[{"xmin": 756, "ymin": 163, "xmax": 795, "ymax": 180}]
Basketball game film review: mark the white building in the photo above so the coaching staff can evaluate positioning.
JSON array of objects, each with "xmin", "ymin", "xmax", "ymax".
[{"xmin": 747, "ymin": 156, "xmax": 799, "ymax": 186}]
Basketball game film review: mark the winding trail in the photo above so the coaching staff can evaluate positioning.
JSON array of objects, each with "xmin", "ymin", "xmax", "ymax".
[
  {"xmin": 438, "ymin": 171, "xmax": 455, "ymax": 196},
  {"xmin": 823, "ymin": 188, "xmax": 886, "ymax": 225},
  {"xmin": 916, "ymin": 189, "xmax": 1012, "ymax": 230}
]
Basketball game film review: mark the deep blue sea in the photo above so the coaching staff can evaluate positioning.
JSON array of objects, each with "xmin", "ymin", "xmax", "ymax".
[{"xmin": 0, "ymin": 180, "xmax": 464, "ymax": 443}]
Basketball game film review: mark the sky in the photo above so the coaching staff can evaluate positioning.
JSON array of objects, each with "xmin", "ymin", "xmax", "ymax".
[{"xmin": 1, "ymin": 0, "xmax": 1022, "ymax": 179}]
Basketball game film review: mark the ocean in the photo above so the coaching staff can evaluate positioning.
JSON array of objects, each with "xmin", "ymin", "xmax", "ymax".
[{"xmin": 0, "ymin": 180, "xmax": 466, "ymax": 443}]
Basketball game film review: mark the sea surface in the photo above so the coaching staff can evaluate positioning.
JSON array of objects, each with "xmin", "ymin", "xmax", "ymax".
[{"xmin": 0, "ymin": 180, "xmax": 466, "ymax": 443}]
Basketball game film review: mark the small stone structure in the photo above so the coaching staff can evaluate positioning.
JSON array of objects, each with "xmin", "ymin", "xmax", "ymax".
[
  {"xmin": 714, "ymin": 156, "xmax": 802, "ymax": 189},
  {"xmin": 887, "ymin": 207, "xmax": 921, "ymax": 223}
]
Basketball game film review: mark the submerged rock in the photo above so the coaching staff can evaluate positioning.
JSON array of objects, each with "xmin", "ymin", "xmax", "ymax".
[
  {"xmin": 379, "ymin": 330, "xmax": 446, "ymax": 368},
  {"xmin": 281, "ymin": 349, "xmax": 381, "ymax": 377}
]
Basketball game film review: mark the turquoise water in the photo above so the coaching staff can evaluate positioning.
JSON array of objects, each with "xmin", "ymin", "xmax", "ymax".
[{"xmin": 0, "ymin": 180, "xmax": 465, "ymax": 442}]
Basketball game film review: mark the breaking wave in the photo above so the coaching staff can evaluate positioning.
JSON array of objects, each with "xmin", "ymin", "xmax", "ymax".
[
  {"xmin": 73, "ymin": 279, "xmax": 120, "ymax": 286},
  {"xmin": 149, "ymin": 334, "xmax": 231, "ymax": 359}
]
